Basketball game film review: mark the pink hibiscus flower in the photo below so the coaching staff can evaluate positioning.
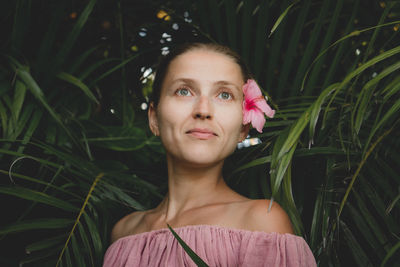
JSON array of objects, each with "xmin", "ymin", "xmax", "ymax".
[{"xmin": 242, "ymin": 79, "xmax": 275, "ymax": 133}]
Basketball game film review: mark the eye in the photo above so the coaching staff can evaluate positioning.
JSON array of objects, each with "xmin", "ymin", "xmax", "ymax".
[
  {"xmin": 218, "ymin": 91, "xmax": 232, "ymax": 100},
  {"xmin": 176, "ymin": 88, "xmax": 192, "ymax": 96}
]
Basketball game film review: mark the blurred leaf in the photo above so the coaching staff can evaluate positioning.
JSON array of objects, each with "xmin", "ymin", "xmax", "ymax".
[
  {"xmin": 85, "ymin": 126, "xmax": 147, "ymax": 151},
  {"xmin": 0, "ymin": 100, "xmax": 8, "ymax": 137},
  {"xmin": 353, "ymin": 61, "xmax": 400, "ymax": 135},
  {"xmin": 71, "ymin": 234, "xmax": 86, "ymax": 267},
  {"xmin": 53, "ymin": 0, "xmax": 97, "ymax": 69},
  {"xmin": 10, "ymin": 0, "xmax": 31, "ymax": 50},
  {"xmin": 12, "ymin": 80, "xmax": 26, "ymax": 122},
  {"xmin": 77, "ymin": 222, "xmax": 94, "ymax": 266},
  {"xmin": 0, "ymin": 187, "xmax": 78, "ymax": 212},
  {"xmin": 26, "ymin": 234, "xmax": 68, "ymax": 253},
  {"xmin": 167, "ymin": 224, "xmax": 209, "ymax": 267},
  {"xmin": 269, "ymin": 0, "xmax": 299, "ymax": 37},
  {"xmin": 56, "ymin": 173, "xmax": 103, "ymax": 266},
  {"xmin": 0, "ymin": 218, "xmax": 73, "ymax": 235},
  {"xmin": 83, "ymin": 213, "xmax": 103, "ymax": 262},
  {"xmin": 381, "ymin": 241, "xmax": 400, "ymax": 267},
  {"xmin": 0, "ymin": 170, "xmax": 81, "ymax": 199},
  {"xmin": 363, "ymin": 98, "xmax": 400, "ymax": 157},
  {"xmin": 281, "ymin": 162, "xmax": 303, "ymax": 235},
  {"xmin": 271, "ymin": 141, "xmax": 296, "ymax": 196},
  {"xmin": 324, "ymin": 45, "xmax": 400, "ymax": 123},
  {"xmin": 340, "ymin": 220, "xmax": 373, "ymax": 266},
  {"xmin": 56, "ymin": 72, "xmax": 99, "ymax": 104},
  {"xmin": 232, "ymin": 155, "xmax": 271, "ymax": 173},
  {"xmin": 12, "ymin": 64, "xmax": 78, "ymax": 146}
]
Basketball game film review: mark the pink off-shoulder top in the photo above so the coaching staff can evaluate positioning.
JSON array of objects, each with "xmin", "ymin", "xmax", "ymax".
[{"xmin": 103, "ymin": 225, "xmax": 316, "ymax": 267}]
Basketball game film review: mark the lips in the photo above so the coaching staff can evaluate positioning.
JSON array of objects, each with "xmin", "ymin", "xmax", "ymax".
[{"xmin": 186, "ymin": 128, "xmax": 217, "ymax": 140}]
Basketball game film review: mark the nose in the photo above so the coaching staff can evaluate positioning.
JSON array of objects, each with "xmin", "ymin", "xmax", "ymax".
[{"xmin": 193, "ymin": 96, "xmax": 213, "ymax": 120}]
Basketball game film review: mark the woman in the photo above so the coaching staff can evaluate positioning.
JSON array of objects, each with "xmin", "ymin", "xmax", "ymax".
[{"xmin": 103, "ymin": 43, "xmax": 316, "ymax": 266}]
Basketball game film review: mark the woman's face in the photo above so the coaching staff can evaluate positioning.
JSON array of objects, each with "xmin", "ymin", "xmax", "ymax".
[{"xmin": 148, "ymin": 49, "xmax": 248, "ymax": 167}]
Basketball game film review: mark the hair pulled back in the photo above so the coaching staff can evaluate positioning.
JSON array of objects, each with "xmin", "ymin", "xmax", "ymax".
[{"xmin": 151, "ymin": 43, "xmax": 252, "ymax": 106}]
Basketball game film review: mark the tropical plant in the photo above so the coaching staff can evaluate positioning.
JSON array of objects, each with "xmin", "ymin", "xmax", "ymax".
[
  {"xmin": 0, "ymin": 0, "xmax": 164, "ymax": 265},
  {"xmin": 0, "ymin": 0, "xmax": 399, "ymax": 266}
]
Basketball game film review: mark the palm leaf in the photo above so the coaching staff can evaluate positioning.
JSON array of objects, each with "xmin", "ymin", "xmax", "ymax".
[{"xmin": 167, "ymin": 224, "xmax": 209, "ymax": 267}]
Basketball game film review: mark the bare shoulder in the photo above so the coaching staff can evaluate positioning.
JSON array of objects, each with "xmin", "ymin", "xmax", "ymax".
[
  {"xmin": 244, "ymin": 199, "xmax": 294, "ymax": 234},
  {"xmin": 110, "ymin": 210, "xmax": 146, "ymax": 243}
]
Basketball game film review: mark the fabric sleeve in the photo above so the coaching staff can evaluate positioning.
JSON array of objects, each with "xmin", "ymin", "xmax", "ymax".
[{"xmin": 240, "ymin": 233, "xmax": 317, "ymax": 267}]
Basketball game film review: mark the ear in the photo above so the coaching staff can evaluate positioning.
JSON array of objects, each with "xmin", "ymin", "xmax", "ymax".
[
  {"xmin": 238, "ymin": 123, "xmax": 250, "ymax": 142},
  {"xmin": 148, "ymin": 102, "xmax": 160, "ymax": 136}
]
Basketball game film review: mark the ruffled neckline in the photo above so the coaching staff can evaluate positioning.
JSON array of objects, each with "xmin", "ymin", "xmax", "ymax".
[{"xmin": 113, "ymin": 224, "xmax": 299, "ymax": 244}]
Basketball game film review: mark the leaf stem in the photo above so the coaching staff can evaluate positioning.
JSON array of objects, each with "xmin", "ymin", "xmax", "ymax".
[
  {"xmin": 336, "ymin": 127, "xmax": 393, "ymax": 222},
  {"xmin": 56, "ymin": 173, "xmax": 104, "ymax": 266}
]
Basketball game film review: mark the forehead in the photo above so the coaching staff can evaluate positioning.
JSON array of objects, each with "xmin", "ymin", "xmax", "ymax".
[{"xmin": 164, "ymin": 49, "xmax": 244, "ymax": 85}]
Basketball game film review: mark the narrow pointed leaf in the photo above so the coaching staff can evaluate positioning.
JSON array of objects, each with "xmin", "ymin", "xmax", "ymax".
[
  {"xmin": 167, "ymin": 224, "xmax": 209, "ymax": 267},
  {"xmin": 381, "ymin": 241, "xmax": 400, "ymax": 267},
  {"xmin": 12, "ymin": 80, "xmax": 26, "ymax": 122},
  {"xmin": 25, "ymin": 234, "xmax": 68, "ymax": 253},
  {"xmin": 0, "ymin": 218, "xmax": 73, "ymax": 235},
  {"xmin": 0, "ymin": 187, "xmax": 78, "ymax": 212},
  {"xmin": 57, "ymin": 72, "xmax": 99, "ymax": 104},
  {"xmin": 269, "ymin": 0, "xmax": 299, "ymax": 37}
]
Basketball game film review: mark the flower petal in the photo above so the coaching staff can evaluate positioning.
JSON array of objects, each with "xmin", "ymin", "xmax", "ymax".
[
  {"xmin": 242, "ymin": 79, "xmax": 275, "ymax": 133},
  {"xmin": 243, "ymin": 101, "xmax": 251, "ymax": 124},
  {"xmin": 243, "ymin": 79, "xmax": 262, "ymax": 100},
  {"xmin": 243, "ymin": 109, "xmax": 252, "ymax": 124},
  {"xmin": 251, "ymin": 110, "xmax": 266, "ymax": 133},
  {"xmin": 255, "ymin": 99, "xmax": 275, "ymax": 118}
]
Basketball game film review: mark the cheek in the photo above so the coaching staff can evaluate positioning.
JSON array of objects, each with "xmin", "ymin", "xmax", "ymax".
[
  {"xmin": 157, "ymin": 101, "xmax": 185, "ymax": 132},
  {"xmin": 218, "ymin": 104, "xmax": 243, "ymax": 136}
]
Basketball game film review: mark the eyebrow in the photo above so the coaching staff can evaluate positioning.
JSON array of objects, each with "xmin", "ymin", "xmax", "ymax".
[
  {"xmin": 171, "ymin": 78, "xmax": 240, "ymax": 91},
  {"xmin": 214, "ymin": 80, "xmax": 240, "ymax": 91},
  {"xmin": 170, "ymin": 78, "xmax": 196, "ymax": 86}
]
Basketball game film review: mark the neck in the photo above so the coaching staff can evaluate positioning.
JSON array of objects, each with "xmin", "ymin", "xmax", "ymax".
[{"xmin": 157, "ymin": 155, "xmax": 229, "ymax": 222}]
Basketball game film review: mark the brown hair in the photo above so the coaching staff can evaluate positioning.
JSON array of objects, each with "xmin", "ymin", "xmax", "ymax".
[{"xmin": 151, "ymin": 42, "xmax": 252, "ymax": 106}]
